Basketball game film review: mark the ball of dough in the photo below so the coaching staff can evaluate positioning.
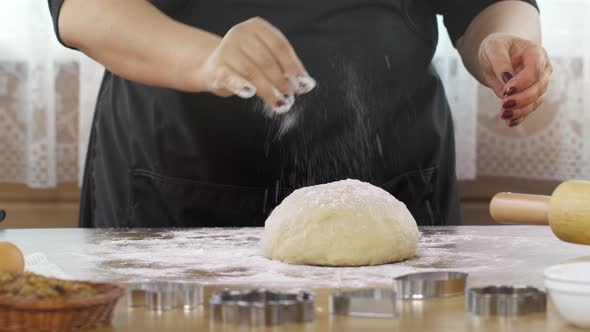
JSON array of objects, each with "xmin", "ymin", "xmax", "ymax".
[
  {"xmin": 261, "ymin": 179, "xmax": 419, "ymax": 266},
  {"xmin": 0, "ymin": 241, "xmax": 25, "ymax": 273}
]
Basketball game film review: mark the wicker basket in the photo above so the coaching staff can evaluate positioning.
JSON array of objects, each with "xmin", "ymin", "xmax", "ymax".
[{"xmin": 0, "ymin": 281, "xmax": 124, "ymax": 332}]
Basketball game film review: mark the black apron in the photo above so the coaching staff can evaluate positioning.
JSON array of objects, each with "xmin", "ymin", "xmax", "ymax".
[{"xmin": 80, "ymin": 0, "xmax": 461, "ymax": 228}]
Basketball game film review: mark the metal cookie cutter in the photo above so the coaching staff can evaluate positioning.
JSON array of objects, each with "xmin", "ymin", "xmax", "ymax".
[
  {"xmin": 210, "ymin": 289, "xmax": 314, "ymax": 326},
  {"xmin": 394, "ymin": 271, "xmax": 468, "ymax": 299},
  {"xmin": 466, "ymin": 286, "xmax": 546, "ymax": 316},
  {"xmin": 330, "ymin": 289, "xmax": 397, "ymax": 318},
  {"xmin": 125, "ymin": 281, "xmax": 203, "ymax": 311}
]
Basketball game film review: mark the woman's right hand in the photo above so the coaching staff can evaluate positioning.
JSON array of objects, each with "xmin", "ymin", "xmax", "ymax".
[{"xmin": 195, "ymin": 17, "xmax": 316, "ymax": 113}]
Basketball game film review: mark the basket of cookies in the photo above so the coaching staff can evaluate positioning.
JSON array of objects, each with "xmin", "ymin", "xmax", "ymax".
[{"xmin": 0, "ymin": 271, "xmax": 124, "ymax": 331}]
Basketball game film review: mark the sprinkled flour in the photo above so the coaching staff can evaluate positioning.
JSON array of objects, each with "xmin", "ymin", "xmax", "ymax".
[{"xmin": 67, "ymin": 226, "xmax": 581, "ymax": 289}]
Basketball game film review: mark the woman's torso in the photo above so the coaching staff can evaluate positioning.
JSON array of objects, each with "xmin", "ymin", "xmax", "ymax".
[{"xmin": 85, "ymin": 0, "xmax": 460, "ymax": 228}]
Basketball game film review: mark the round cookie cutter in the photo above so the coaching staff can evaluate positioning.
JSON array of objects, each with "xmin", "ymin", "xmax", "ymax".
[
  {"xmin": 210, "ymin": 289, "xmax": 315, "ymax": 326},
  {"xmin": 124, "ymin": 281, "xmax": 202, "ymax": 311},
  {"xmin": 466, "ymin": 286, "xmax": 546, "ymax": 316},
  {"xmin": 330, "ymin": 289, "xmax": 398, "ymax": 318},
  {"xmin": 393, "ymin": 271, "xmax": 469, "ymax": 299}
]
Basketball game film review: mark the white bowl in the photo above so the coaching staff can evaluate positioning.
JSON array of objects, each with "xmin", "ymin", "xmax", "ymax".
[
  {"xmin": 545, "ymin": 263, "xmax": 590, "ymax": 329},
  {"xmin": 545, "ymin": 263, "xmax": 590, "ymax": 284}
]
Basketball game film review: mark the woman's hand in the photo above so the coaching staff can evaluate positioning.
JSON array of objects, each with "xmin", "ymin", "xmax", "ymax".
[
  {"xmin": 194, "ymin": 17, "xmax": 316, "ymax": 113},
  {"xmin": 478, "ymin": 33, "xmax": 552, "ymax": 127}
]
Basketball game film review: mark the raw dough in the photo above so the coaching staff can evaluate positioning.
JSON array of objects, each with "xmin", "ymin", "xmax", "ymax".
[{"xmin": 260, "ymin": 179, "xmax": 419, "ymax": 266}]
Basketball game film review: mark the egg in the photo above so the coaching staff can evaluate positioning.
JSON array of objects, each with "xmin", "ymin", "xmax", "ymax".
[{"xmin": 0, "ymin": 241, "xmax": 25, "ymax": 273}]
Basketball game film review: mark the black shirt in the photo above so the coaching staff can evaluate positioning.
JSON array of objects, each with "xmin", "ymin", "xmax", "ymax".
[{"xmin": 48, "ymin": 0, "xmax": 538, "ymax": 228}]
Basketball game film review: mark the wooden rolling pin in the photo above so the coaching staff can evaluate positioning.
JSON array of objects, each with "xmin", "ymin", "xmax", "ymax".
[{"xmin": 490, "ymin": 180, "xmax": 590, "ymax": 246}]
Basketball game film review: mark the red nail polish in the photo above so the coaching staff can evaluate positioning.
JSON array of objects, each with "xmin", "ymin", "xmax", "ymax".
[
  {"xmin": 502, "ymin": 72, "xmax": 514, "ymax": 84},
  {"xmin": 276, "ymin": 100, "xmax": 285, "ymax": 107},
  {"xmin": 503, "ymin": 87, "xmax": 517, "ymax": 97},
  {"xmin": 503, "ymin": 100, "xmax": 517, "ymax": 109},
  {"xmin": 509, "ymin": 119, "xmax": 520, "ymax": 127},
  {"xmin": 501, "ymin": 110, "xmax": 514, "ymax": 119}
]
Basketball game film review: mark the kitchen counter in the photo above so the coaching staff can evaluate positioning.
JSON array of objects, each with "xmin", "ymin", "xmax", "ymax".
[{"xmin": 1, "ymin": 226, "xmax": 589, "ymax": 331}]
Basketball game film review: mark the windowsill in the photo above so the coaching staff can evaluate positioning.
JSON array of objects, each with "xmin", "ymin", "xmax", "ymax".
[
  {"xmin": 0, "ymin": 177, "xmax": 561, "ymax": 228},
  {"xmin": 0, "ymin": 183, "xmax": 80, "ymax": 229},
  {"xmin": 0, "ymin": 183, "xmax": 80, "ymax": 202}
]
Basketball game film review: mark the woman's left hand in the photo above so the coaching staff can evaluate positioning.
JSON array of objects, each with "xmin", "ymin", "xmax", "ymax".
[{"xmin": 478, "ymin": 33, "xmax": 552, "ymax": 127}]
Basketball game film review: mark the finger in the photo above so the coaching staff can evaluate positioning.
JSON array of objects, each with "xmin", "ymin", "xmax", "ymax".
[
  {"xmin": 490, "ymin": 81, "xmax": 506, "ymax": 99},
  {"xmin": 503, "ymin": 45, "xmax": 547, "ymax": 97},
  {"xmin": 251, "ymin": 18, "xmax": 316, "ymax": 94},
  {"xmin": 500, "ymin": 95, "xmax": 544, "ymax": 122},
  {"xmin": 507, "ymin": 116, "xmax": 526, "ymax": 128},
  {"xmin": 502, "ymin": 65, "xmax": 550, "ymax": 110},
  {"xmin": 209, "ymin": 66, "xmax": 255, "ymax": 98},
  {"xmin": 226, "ymin": 58, "xmax": 294, "ymax": 113},
  {"xmin": 481, "ymin": 38, "xmax": 515, "ymax": 86},
  {"xmin": 239, "ymin": 35, "xmax": 293, "ymax": 95},
  {"xmin": 482, "ymin": 70, "xmax": 505, "ymax": 98}
]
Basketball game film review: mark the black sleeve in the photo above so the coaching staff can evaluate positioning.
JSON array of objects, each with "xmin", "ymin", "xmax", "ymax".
[
  {"xmin": 48, "ymin": 0, "xmax": 75, "ymax": 49},
  {"xmin": 431, "ymin": 0, "xmax": 539, "ymax": 45}
]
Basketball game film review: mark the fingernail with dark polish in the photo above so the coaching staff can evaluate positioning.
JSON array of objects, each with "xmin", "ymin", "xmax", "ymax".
[
  {"xmin": 282, "ymin": 92, "xmax": 295, "ymax": 103},
  {"xmin": 501, "ymin": 110, "xmax": 514, "ymax": 119},
  {"xmin": 502, "ymin": 72, "xmax": 513, "ymax": 84},
  {"xmin": 509, "ymin": 119, "xmax": 520, "ymax": 127},
  {"xmin": 273, "ymin": 97, "xmax": 294, "ymax": 114},
  {"xmin": 503, "ymin": 100, "xmax": 517, "ymax": 109},
  {"xmin": 236, "ymin": 85, "xmax": 256, "ymax": 99},
  {"xmin": 293, "ymin": 75, "xmax": 317, "ymax": 94},
  {"xmin": 503, "ymin": 87, "xmax": 517, "ymax": 97}
]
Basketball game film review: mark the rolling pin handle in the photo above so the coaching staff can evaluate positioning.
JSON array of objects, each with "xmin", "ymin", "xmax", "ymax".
[{"xmin": 490, "ymin": 193, "xmax": 550, "ymax": 225}]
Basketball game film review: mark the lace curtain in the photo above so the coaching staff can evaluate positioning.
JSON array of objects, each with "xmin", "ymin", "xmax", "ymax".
[
  {"xmin": 0, "ymin": 0, "xmax": 587, "ymax": 188},
  {"xmin": 0, "ymin": 0, "xmax": 102, "ymax": 188}
]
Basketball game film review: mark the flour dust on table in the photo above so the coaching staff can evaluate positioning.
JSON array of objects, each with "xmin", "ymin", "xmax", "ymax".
[
  {"xmin": 260, "ymin": 179, "xmax": 419, "ymax": 266},
  {"xmin": 63, "ymin": 226, "xmax": 578, "ymax": 289}
]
